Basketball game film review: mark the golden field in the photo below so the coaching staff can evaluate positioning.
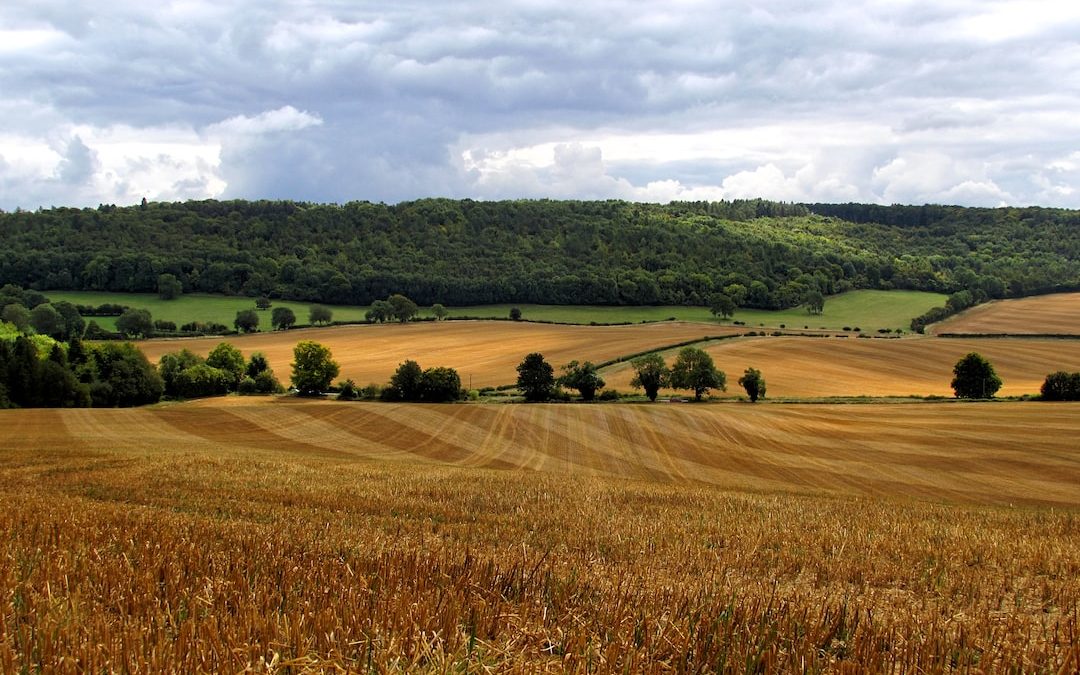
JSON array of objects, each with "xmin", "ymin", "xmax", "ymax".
[
  {"xmin": 138, "ymin": 320, "xmax": 736, "ymax": 389},
  {"xmin": 602, "ymin": 335, "xmax": 1080, "ymax": 398},
  {"xmin": 932, "ymin": 292, "xmax": 1080, "ymax": 335},
  {"xmin": 2, "ymin": 397, "xmax": 1079, "ymax": 672}
]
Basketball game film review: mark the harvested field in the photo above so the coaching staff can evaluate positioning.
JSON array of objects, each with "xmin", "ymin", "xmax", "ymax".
[
  {"xmin": 137, "ymin": 321, "xmax": 736, "ymax": 388},
  {"xmin": 2, "ymin": 398, "xmax": 1079, "ymax": 672},
  {"xmin": 5, "ymin": 398, "xmax": 1080, "ymax": 507},
  {"xmin": 932, "ymin": 291, "xmax": 1080, "ymax": 335},
  {"xmin": 602, "ymin": 335, "xmax": 1080, "ymax": 398}
]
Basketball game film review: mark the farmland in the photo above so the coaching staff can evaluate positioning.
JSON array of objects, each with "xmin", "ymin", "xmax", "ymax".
[
  {"xmin": 932, "ymin": 291, "xmax": 1080, "ymax": 335},
  {"xmin": 602, "ymin": 334, "xmax": 1080, "ymax": 398},
  {"xmin": 138, "ymin": 320, "xmax": 739, "ymax": 389},
  {"xmin": 2, "ymin": 398, "xmax": 1079, "ymax": 671}
]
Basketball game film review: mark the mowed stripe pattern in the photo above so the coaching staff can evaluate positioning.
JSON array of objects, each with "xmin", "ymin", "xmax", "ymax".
[
  {"xmin": 6, "ymin": 398, "xmax": 1079, "ymax": 507},
  {"xmin": 137, "ymin": 321, "xmax": 735, "ymax": 388},
  {"xmin": 601, "ymin": 335, "xmax": 1080, "ymax": 397},
  {"xmin": 932, "ymin": 292, "xmax": 1080, "ymax": 335}
]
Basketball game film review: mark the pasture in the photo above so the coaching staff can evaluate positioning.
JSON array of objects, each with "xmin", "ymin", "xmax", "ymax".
[
  {"xmin": 45, "ymin": 288, "xmax": 945, "ymax": 331},
  {"xmin": 138, "ymin": 320, "xmax": 736, "ymax": 389},
  {"xmin": 2, "ymin": 398, "xmax": 1079, "ymax": 672},
  {"xmin": 932, "ymin": 291, "xmax": 1080, "ymax": 335},
  {"xmin": 602, "ymin": 334, "xmax": 1080, "ymax": 398}
]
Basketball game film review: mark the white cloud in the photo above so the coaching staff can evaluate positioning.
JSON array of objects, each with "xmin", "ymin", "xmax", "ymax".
[{"xmin": 205, "ymin": 106, "xmax": 323, "ymax": 137}]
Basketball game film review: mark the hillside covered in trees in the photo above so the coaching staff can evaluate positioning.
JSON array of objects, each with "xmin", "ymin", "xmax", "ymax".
[{"xmin": 2, "ymin": 199, "xmax": 1078, "ymax": 309}]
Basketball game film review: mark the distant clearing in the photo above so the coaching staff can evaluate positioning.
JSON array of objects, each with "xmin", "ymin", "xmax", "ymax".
[
  {"xmin": 932, "ymin": 292, "xmax": 1080, "ymax": 335},
  {"xmin": 138, "ymin": 321, "xmax": 735, "ymax": 388},
  {"xmin": 602, "ymin": 335, "xmax": 1080, "ymax": 398},
  {"xmin": 5, "ymin": 397, "xmax": 1079, "ymax": 507}
]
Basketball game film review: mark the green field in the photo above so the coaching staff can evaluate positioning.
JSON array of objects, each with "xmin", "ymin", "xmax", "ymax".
[{"xmin": 43, "ymin": 289, "xmax": 945, "ymax": 332}]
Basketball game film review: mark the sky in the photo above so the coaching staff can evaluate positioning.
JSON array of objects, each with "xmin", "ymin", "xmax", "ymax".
[{"xmin": 1, "ymin": 0, "xmax": 1079, "ymax": 211}]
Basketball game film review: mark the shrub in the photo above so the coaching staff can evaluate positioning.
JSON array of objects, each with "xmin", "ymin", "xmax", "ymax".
[
  {"xmin": 337, "ymin": 379, "xmax": 359, "ymax": 401},
  {"xmin": 597, "ymin": 389, "xmax": 620, "ymax": 401},
  {"xmin": 1040, "ymin": 371, "xmax": 1080, "ymax": 401},
  {"xmin": 237, "ymin": 377, "xmax": 259, "ymax": 395}
]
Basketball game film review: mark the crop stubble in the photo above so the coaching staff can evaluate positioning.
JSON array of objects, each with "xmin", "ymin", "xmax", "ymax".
[{"xmin": 2, "ymin": 398, "xmax": 1079, "ymax": 672}]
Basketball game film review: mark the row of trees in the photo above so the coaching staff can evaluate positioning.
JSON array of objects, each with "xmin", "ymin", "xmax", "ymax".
[{"xmin": 158, "ymin": 343, "xmax": 283, "ymax": 398}]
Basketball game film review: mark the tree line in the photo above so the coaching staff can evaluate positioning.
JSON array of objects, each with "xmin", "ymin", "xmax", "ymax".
[{"xmin": 3, "ymin": 198, "xmax": 1077, "ymax": 312}]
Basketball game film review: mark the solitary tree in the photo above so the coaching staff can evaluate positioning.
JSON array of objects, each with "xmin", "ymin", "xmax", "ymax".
[
  {"xmin": 234, "ymin": 309, "xmax": 259, "ymax": 333},
  {"xmin": 388, "ymin": 294, "xmax": 419, "ymax": 323},
  {"xmin": 560, "ymin": 360, "xmax": 605, "ymax": 401},
  {"xmin": 291, "ymin": 340, "xmax": 339, "ymax": 395},
  {"xmin": 516, "ymin": 352, "xmax": 555, "ymax": 402},
  {"xmin": 255, "ymin": 296, "xmax": 272, "ymax": 310},
  {"xmin": 157, "ymin": 273, "xmax": 183, "ymax": 300},
  {"xmin": 309, "ymin": 305, "xmax": 333, "ymax": 326},
  {"xmin": 804, "ymin": 289, "xmax": 825, "ymax": 315},
  {"xmin": 670, "ymin": 347, "xmax": 726, "ymax": 401},
  {"xmin": 738, "ymin": 367, "xmax": 766, "ymax": 402},
  {"xmin": 708, "ymin": 293, "xmax": 736, "ymax": 320},
  {"xmin": 271, "ymin": 306, "xmax": 296, "ymax": 330},
  {"xmin": 509, "ymin": 307, "xmax": 522, "ymax": 321},
  {"xmin": 951, "ymin": 352, "xmax": 1002, "ymax": 399},
  {"xmin": 431, "ymin": 303, "xmax": 449, "ymax": 320},
  {"xmin": 629, "ymin": 353, "xmax": 669, "ymax": 402}
]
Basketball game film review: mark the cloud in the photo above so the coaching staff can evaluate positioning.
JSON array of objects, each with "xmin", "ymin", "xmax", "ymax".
[{"xmin": 1, "ymin": 1, "xmax": 1080, "ymax": 209}]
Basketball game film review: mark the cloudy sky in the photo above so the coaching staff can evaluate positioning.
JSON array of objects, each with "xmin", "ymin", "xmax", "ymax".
[{"xmin": 2, "ymin": 0, "xmax": 1079, "ymax": 210}]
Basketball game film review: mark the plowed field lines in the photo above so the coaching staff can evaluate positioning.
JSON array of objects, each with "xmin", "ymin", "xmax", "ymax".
[
  {"xmin": 6, "ymin": 398, "xmax": 1078, "ymax": 507},
  {"xmin": 932, "ymin": 292, "xmax": 1080, "ymax": 335}
]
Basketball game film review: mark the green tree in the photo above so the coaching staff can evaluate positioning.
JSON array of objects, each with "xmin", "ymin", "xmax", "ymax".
[
  {"xmin": 174, "ymin": 364, "xmax": 231, "ymax": 398},
  {"xmin": 516, "ymin": 352, "xmax": 555, "ymax": 402},
  {"xmin": 2, "ymin": 304, "xmax": 31, "ymax": 334},
  {"xmin": 708, "ymin": 293, "xmax": 736, "ymax": 320},
  {"xmin": 116, "ymin": 308, "xmax": 153, "ymax": 338},
  {"xmin": 804, "ymin": 289, "xmax": 825, "ymax": 315},
  {"xmin": 30, "ymin": 303, "xmax": 65, "ymax": 339},
  {"xmin": 509, "ymin": 307, "xmax": 523, "ymax": 321},
  {"xmin": 157, "ymin": 273, "xmax": 183, "ymax": 300},
  {"xmin": 234, "ymin": 309, "xmax": 259, "ymax": 333},
  {"xmin": 431, "ymin": 303, "xmax": 448, "ymax": 320},
  {"xmin": 629, "ymin": 353, "xmax": 669, "ymax": 402},
  {"xmin": 53, "ymin": 302, "xmax": 85, "ymax": 340},
  {"xmin": 365, "ymin": 300, "xmax": 393, "ymax": 323},
  {"xmin": 385, "ymin": 360, "xmax": 424, "ymax": 401},
  {"xmin": 271, "ymin": 306, "xmax": 296, "ymax": 330},
  {"xmin": 388, "ymin": 294, "xmax": 419, "ymax": 323},
  {"xmin": 951, "ymin": 352, "xmax": 1002, "ymax": 399},
  {"xmin": 291, "ymin": 340, "xmax": 339, "ymax": 395},
  {"xmin": 158, "ymin": 349, "xmax": 205, "ymax": 397},
  {"xmin": 420, "ymin": 366, "xmax": 463, "ymax": 402},
  {"xmin": 309, "ymin": 305, "xmax": 333, "ymax": 325},
  {"xmin": 87, "ymin": 342, "xmax": 163, "ymax": 407},
  {"xmin": 207, "ymin": 342, "xmax": 245, "ymax": 390},
  {"xmin": 1041, "ymin": 371, "xmax": 1080, "ymax": 401},
  {"xmin": 255, "ymin": 296, "xmax": 272, "ymax": 310},
  {"xmin": 738, "ymin": 367, "xmax": 766, "ymax": 402},
  {"xmin": 670, "ymin": 347, "xmax": 726, "ymax": 401},
  {"xmin": 559, "ymin": 360, "xmax": 605, "ymax": 401}
]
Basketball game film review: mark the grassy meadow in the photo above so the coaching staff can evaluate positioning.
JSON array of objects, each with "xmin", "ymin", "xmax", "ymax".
[
  {"xmin": 44, "ymin": 288, "xmax": 946, "ymax": 332},
  {"xmin": 2, "ymin": 398, "xmax": 1079, "ymax": 672}
]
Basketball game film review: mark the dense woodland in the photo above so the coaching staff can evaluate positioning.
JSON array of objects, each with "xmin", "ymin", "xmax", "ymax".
[{"xmin": 1, "ymin": 198, "xmax": 1079, "ymax": 309}]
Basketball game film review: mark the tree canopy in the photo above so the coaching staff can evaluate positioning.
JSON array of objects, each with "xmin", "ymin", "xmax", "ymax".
[
  {"xmin": 629, "ymin": 353, "xmax": 669, "ymax": 402},
  {"xmin": 670, "ymin": 347, "xmax": 726, "ymax": 401},
  {"xmin": 291, "ymin": 341, "xmax": 339, "ymax": 395},
  {"xmin": 516, "ymin": 353, "xmax": 556, "ymax": 402},
  {"xmin": 951, "ymin": 352, "xmax": 1002, "ymax": 399}
]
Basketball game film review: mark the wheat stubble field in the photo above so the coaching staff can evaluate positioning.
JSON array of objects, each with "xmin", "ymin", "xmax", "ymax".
[
  {"xmin": 932, "ymin": 292, "xmax": 1080, "ymax": 335},
  {"xmin": 3, "ymin": 397, "xmax": 1080, "ymax": 672}
]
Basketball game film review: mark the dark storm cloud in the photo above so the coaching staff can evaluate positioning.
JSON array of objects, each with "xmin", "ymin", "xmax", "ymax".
[{"xmin": 1, "ymin": 0, "xmax": 1079, "ymax": 209}]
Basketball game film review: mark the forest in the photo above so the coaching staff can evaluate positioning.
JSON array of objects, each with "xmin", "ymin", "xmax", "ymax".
[{"xmin": 1, "ymin": 198, "xmax": 1078, "ymax": 309}]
